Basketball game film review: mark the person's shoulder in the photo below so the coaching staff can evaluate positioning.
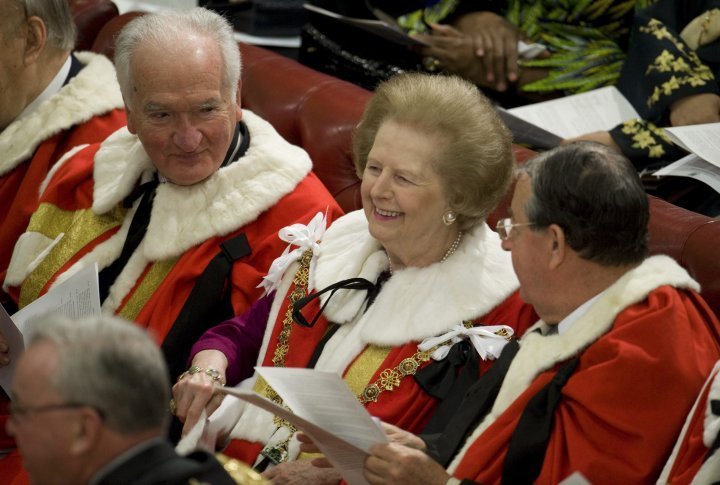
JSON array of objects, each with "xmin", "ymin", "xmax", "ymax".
[{"xmin": 170, "ymin": 451, "xmax": 269, "ymax": 485}]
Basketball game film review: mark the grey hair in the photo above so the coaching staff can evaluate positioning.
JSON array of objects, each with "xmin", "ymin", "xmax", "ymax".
[
  {"xmin": 353, "ymin": 73, "xmax": 513, "ymax": 230},
  {"xmin": 520, "ymin": 142, "xmax": 649, "ymax": 266},
  {"xmin": 25, "ymin": 314, "xmax": 170, "ymax": 434},
  {"xmin": 15, "ymin": 0, "xmax": 77, "ymax": 51},
  {"xmin": 114, "ymin": 7, "xmax": 241, "ymax": 107}
]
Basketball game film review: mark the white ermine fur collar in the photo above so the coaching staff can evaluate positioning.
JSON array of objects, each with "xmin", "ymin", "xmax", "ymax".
[
  {"xmin": 0, "ymin": 52, "xmax": 123, "ymax": 176},
  {"xmin": 223, "ymin": 210, "xmax": 520, "ymax": 448},
  {"xmin": 91, "ymin": 110, "xmax": 312, "ymax": 261},
  {"xmin": 449, "ymin": 255, "xmax": 699, "ymax": 472},
  {"xmin": 313, "ymin": 209, "xmax": 520, "ymax": 347}
]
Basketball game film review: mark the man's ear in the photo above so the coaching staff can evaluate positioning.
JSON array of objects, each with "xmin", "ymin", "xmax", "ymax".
[
  {"xmin": 69, "ymin": 408, "xmax": 104, "ymax": 455},
  {"xmin": 547, "ymin": 223, "xmax": 566, "ymax": 270},
  {"xmin": 23, "ymin": 16, "xmax": 47, "ymax": 65}
]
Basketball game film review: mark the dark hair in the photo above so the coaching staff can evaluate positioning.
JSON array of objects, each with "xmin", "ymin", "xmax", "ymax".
[{"xmin": 521, "ymin": 142, "xmax": 649, "ymax": 266}]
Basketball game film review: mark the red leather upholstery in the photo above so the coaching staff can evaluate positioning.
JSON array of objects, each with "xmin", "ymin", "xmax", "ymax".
[
  {"xmin": 90, "ymin": 10, "xmax": 144, "ymax": 60},
  {"xmin": 92, "ymin": 13, "xmax": 720, "ymax": 317},
  {"xmin": 69, "ymin": 0, "xmax": 119, "ymax": 52}
]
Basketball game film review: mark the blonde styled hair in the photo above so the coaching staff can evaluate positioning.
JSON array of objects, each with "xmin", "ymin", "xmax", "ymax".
[{"xmin": 352, "ymin": 73, "xmax": 513, "ymax": 230}]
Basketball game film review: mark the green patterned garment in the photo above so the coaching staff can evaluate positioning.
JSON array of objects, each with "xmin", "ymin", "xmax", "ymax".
[
  {"xmin": 510, "ymin": 0, "xmax": 656, "ymax": 93},
  {"xmin": 397, "ymin": 0, "xmax": 658, "ymax": 94}
]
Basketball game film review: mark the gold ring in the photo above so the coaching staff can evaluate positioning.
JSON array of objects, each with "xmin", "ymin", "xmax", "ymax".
[
  {"xmin": 422, "ymin": 56, "xmax": 441, "ymax": 72},
  {"xmin": 169, "ymin": 398, "xmax": 177, "ymax": 415}
]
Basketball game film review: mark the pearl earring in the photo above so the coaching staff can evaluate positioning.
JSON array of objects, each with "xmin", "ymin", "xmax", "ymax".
[{"xmin": 442, "ymin": 211, "xmax": 457, "ymax": 226}]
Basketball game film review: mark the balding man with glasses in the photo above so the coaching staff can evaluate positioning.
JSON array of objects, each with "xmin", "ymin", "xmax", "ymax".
[{"xmin": 354, "ymin": 142, "xmax": 720, "ymax": 484}]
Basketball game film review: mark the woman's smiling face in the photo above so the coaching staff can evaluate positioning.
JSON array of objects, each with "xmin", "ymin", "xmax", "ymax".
[{"xmin": 361, "ymin": 119, "xmax": 458, "ymax": 268}]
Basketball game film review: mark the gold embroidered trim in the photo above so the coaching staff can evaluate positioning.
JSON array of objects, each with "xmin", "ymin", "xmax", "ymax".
[
  {"xmin": 640, "ymin": 19, "xmax": 715, "ymax": 107},
  {"xmin": 117, "ymin": 258, "xmax": 178, "ymax": 321},
  {"xmin": 20, "ymin": 203, "xmax": 127, "ymax": 307},
  {"xmin": 260, "ymin": 248, "xmax": 314, "ymax": 449},
  {"xmin": 270, "ymin": 248, "xmax": 314, "ymax": 368}
]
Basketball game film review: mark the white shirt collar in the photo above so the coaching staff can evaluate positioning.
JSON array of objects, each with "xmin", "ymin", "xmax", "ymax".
[
  {"xmin": 16, "ymin": 54, "xmax": 72, "ymax": 122},
  {"xmin": 547, "ymin": 289, "xmax": 607, "ymax": 335}
]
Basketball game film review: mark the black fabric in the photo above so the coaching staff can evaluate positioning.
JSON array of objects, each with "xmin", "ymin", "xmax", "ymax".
[
  {"xmin": 161, "ymin": 233, "xmax": 251, "ymax": 382},
  {"xmin": 291, "ymin": 277, "xmax": 379, "ymax": 328},
  {"xmin": 706, "ymin": 399, "xmax": 720, "ymax": 460},
  {"xmin": 98, "ymin": 176, "xmax": 159, "ymax": 304},
  {"xmin": 421, "ymin": 339, "xmax": 519, "ymax": 467},
  {"xmin": 415, "ymin": 340, "xmax": 481, "ymax": 434},
  {"xmin": 306, "ymin": 323, "xmax": 341, "ymax": 369},
  {"xmin": 63, "ymin": 54, "xmax": 83, "ymax": 86},
  {"xmin": 95, "ymin": 439, "xmax": 236, "ymax": 485},
  {"xmin": 501, "ymin": 357, "xmax": 580, "ymax": 485}
]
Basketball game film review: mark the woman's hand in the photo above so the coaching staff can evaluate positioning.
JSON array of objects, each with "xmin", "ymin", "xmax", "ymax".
[
  {"xmin": 262, "ymin": 459, "xmax": 342, "ymax": 485},
  {"xmin": 364, "ymin": 443, "xmax": 449, "ymax": 485},
  {"xmin": 171, "ymin": 349, "xmax": 228, "ymax": 436},
  {"xmin": 563, "ymin": 131, "xmax": 621, "ymax": 152},
  {"xmin": 670, "ymin": 93, "xmax": 720, "ymax": 126}
]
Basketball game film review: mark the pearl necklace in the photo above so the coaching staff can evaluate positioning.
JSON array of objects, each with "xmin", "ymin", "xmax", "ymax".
[
  {"xmin": 387, "ymin": 230, "xmax": 464, "ymax": 273},
  {"xmin": 441, "ymin": 231, "xmax": 463, "ymax": 262}
]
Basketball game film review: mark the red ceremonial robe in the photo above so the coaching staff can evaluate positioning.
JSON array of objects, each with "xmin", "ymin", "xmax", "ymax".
[
  {"xmin": 0, "ymin": 51, "xmax": 125, "ymax": 290},
  {"xmin": 0, "ymin": 111, "xmax": 342, "ymax": 484},
  {"xmin": 448, "ymin": 256, "xmax": 720, "ymax": 484},
  {"xmin": 214, "ymin": 210, "xmax": 536, "ymax": 465}
]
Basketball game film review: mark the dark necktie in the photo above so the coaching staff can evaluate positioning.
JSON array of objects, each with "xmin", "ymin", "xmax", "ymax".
[{"xmin": 97, "ymin": 176, "xmax": 159, "ymax": 303}]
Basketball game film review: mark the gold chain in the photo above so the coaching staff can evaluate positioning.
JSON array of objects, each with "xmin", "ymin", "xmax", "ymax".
[
  {"xmin": 263, "ymin": 249, "xmax": 313, "ymax": 435},
  {"xmin": 358, "ymin": 321, "xmax": 482, "ymax": 404},
  {"xmin": 270, "ymin": 249, "xmax": 313, "ymax": 368}
]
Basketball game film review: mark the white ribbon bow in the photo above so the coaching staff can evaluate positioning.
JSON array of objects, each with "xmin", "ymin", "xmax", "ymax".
[
  {"xmin": 257, "ymin": 211, "xmax": 327, "ymax": 295},
  {"xmin": 418, "ymin": 324, "xmax": 514, "ymax": 361}
]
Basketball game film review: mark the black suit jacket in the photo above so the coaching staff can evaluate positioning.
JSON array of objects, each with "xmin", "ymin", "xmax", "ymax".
[{"xmin": 95, "ymin": 439, "xmax": 236, "ymax": 485}]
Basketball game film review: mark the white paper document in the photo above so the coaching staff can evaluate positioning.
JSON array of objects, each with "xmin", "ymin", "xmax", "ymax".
[
  {"xmin": 654, "ymin": 154, "xmax": 720, "ymax": 193},
  {"xmin": 223, "ymin": 367, "xmax": 389, "ymax": 485},
  {"xmin": 0, "ymin": 263, "xmax": 101, "ymax": 395},
  {"xmin": 664, "ymin": 123, "xmax": 720, "ymax": 168},
  {"xmin": 507, "ymin": 86, "xmax": 640, "ymax": 139}
]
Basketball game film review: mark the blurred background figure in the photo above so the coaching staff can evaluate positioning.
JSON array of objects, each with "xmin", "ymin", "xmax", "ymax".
[
  {"xmin": 7, "ymin": 314, "xmax": 263, "ymax": 484},
  {"xmin": 0, "ymin": 0, "xmax": 126, "ymax": 307}
]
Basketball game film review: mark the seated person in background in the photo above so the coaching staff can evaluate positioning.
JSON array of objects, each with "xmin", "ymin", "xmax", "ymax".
[
  {"xmin": 7, "ymin": 314, "xmax": 265, "ymax": 484},
  {"xmin": 568, "ymin": 0, "xmax": 719, "ymax": 170},
  {"xmin": 0, "ymin": 0, "xmax": 126, "ymax": 299},
  {"xmin": 410, "ymin": 0, "xmax": 648, "ymax": 101},
  {"xmin": 2, "ymin": 7, "xmax": 342, "ymax": 383},
  {"xmin": 172, "ymin": 73, "xmax": 538, "ymax": 483},
  {"xmin": 353, "ymin": 142, "xmax": 720, "ymax": 484}
]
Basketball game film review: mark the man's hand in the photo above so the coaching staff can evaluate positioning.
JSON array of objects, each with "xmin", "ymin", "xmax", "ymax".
[
  {"xmin": 380, "ymin": 422, "xmax": 427, "ymax": 450},
  {"xmin": 669, "ymin": 93, "xmax": 720, "ymax": 126},
  {"xmin": 454, "ymin": 11, "xmax": 522, "ymax": 92},
  {"xmin": 262, "ymin": 459, "xmax": 342, "ymax": 485},
  {"xmin": 364, "ymin": 443, "xmax": 450, "ymax": 485}
]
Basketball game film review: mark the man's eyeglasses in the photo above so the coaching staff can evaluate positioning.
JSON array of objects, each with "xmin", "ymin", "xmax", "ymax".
[
  {"xmin": 496, "ymin": 218, "xmax": 535, "ymax": 240},
  {"xmin": 9, "ymin": 402, "xmax": 104, "ymax": 421}
]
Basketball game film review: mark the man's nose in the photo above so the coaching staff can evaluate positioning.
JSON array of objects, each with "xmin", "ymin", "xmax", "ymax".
[{"xmin": 173, "ymin": 119, "xmax": 202, "ymax": 152}]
